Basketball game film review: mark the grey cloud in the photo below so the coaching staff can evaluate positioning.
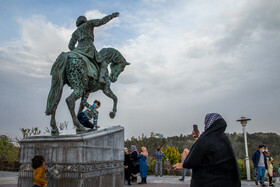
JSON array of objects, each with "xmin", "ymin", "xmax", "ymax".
[
  {"xmin": 216, "ymin": 0, "xmax": 280, "ymax": 52},
  {"xmin": 1, "ymin": 1, "xmax": 280, "ymax": 140}
]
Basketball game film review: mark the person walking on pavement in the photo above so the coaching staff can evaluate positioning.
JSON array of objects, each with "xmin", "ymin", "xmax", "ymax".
[
  {"xmin": 154, "ymin": 148, "xmax": 165, "ymax": 177},
  {"xmin": 179, "ymin": 145, "xmax": 191, "ymax": 181},
  {"xmin": 264, "ymin": 148, "xmax": 274, "ymax": 187},
  {"xmin": 252, "ymin": 145, "xmax": 268, "ymax": 187}
]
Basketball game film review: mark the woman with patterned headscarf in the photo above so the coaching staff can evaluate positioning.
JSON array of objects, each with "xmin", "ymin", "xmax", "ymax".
[
  {"xmin": 137, "ymin": 147, "xmax": 148, "ymax": 184},
  {"xmin": 130, "ymin": 145, "xmax": 139, "ymax": 182},
  {"xmin": 173, "ymin": 113, "xmax": 241, "ymax": 187}
]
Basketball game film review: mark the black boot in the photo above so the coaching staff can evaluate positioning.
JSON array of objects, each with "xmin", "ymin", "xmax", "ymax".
[
  {"xmin": 127, "ymin": 178, "xmax": 131, "ymax": 185},
  {"xmin": 138, "ymin": 178, "xmax": 145, "ymax": 184},
  {"xmin": 144, "ymin": 178, "xmax": 147, "ymax": 184},
  {"xmin": 131, "ymin": 176, "xmax": 136, "ymax": 182}
]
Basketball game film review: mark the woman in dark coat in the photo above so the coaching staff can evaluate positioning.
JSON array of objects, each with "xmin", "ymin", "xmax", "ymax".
[
  {"xmin": 130, "ymin": 145, "xmax": 139, "ymax": 182},
  {"xmin": 124, "ymin": 148, "xmax": 131, "ymax": 185},
  {"xmin": 174, "ymin": 113, "xmax": 241, "ymax": 187}
]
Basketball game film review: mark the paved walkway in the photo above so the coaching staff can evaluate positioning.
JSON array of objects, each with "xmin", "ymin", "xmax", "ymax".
[
  {"xmin": 1, "ymin": 171, "xmax": 280, "ymax": 187},
  {"xmin": 126, "ymin": 175, "xmax": 280, "ymax": 187},
  {"xmin": 0, "ymin": 171, "xmax": 18, "ymax": 187}
]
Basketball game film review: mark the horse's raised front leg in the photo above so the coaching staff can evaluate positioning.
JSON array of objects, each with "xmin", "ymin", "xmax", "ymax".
[
  {"xmin": 102, "ymin": 84, "xmax": 118, "ymax": 119},
  {"xmin": 66, "ymin": 91, "xmax": 86, "ymax": 133},
  {"xmin": 50, "ymin": 111, "xmax": 59, "ymax": 136}
]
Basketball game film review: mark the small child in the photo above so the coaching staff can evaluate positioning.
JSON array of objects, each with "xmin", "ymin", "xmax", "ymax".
[
  {"xmin": 31, "ymin": 155, "xmax": 48, "ymax": 187},
  {"xmin": 77, "ymin": 92, "xmax": 101, "ymax": 131}
]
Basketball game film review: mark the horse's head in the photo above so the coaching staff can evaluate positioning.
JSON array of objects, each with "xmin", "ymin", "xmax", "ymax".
[
  {"xmin": 109, "ymin": 50, "xmax": 130, "ymax": 83},
  {"xmin": 98, "ymin": 48, "xmax": 130, "ymax": 83}
]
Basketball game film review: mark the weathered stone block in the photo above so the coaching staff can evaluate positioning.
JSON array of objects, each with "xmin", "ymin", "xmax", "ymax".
[{"xmin": 18, "ymin": 126, "xmax": 124, "ymax": 187}]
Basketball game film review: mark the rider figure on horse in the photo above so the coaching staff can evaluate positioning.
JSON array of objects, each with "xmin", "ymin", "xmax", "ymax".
[{"xmin": 68, "ymin": 12, "xmax": 119, "ymax": 84}]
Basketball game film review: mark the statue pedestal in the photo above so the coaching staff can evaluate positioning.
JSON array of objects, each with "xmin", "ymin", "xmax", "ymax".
[{"xmin": 18, "ymin": 126, "xmax": 124, "ymax": 187}]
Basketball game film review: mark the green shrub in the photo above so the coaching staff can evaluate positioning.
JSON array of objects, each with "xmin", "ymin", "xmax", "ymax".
[
  {"xmin": 238, "ymin": 159, "xmax": 247, "ymax": 180},
  {"xmin": 162, "ymin": 146, "xmax": 181, "ymax": 165}
]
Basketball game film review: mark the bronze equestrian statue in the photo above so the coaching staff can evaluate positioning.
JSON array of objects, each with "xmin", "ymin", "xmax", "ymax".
[{"xmin": 45, "ymin": 12, "xmax": 130, "ymax": 135}]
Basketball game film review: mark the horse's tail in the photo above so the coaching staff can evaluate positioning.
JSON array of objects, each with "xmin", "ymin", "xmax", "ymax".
[{"xmin": 45, "ymin": 52, "xmax": 68, "ymax": 115}]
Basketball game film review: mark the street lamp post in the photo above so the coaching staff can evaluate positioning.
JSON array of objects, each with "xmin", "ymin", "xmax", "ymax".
[{"xmin": 237, "ymin": 117, "xmax": 251, "ymax": 180}]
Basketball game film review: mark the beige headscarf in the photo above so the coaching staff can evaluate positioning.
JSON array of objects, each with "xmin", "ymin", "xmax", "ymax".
[{"xmin": 140, "ymin": 147, "xmax": 148, "ymax": 158}]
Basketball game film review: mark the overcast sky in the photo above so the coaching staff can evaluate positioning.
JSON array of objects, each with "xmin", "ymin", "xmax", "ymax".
[{"xmin": 0, "ymin": 0, "xmax": 279, "ymax": 139}]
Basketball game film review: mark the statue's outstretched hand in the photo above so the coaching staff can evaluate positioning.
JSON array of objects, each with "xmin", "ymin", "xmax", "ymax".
[{"xmin": 112, "ymin": 12, "xmax": 120, "ymax": 18}]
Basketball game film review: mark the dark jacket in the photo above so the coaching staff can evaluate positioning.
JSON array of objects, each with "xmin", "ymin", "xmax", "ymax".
[
  {"xmin": 130, "ymin": 151, "xmax": 139, "ymax": 174},
  {"xmin": 183, "ymin": 119, "xmax": 241, "ymax": 187},
  {"xmin": 124, "ymin": 153, "xmax": 131, "ymax": 181},
  {"xmin": 252, "ymin": 150, "xmax": 267, "ymax": 169}
]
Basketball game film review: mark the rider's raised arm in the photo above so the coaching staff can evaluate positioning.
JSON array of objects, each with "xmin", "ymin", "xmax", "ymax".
[
  {"xmin": 88, "ymin": 12, "xmax": 119, "ymax": 27},
  {"xmin": 68, "ymin": 32, "xmax": 78, "ymax": 51}
]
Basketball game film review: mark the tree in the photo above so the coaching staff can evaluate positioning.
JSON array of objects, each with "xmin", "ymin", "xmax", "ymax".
[
  {"xmin": 0, "ymin": 135, "xmax": 20, "ymax": 171},
  {"xmin": 162, "ymin": 146, "xmax": 181, "ymax": 165}
]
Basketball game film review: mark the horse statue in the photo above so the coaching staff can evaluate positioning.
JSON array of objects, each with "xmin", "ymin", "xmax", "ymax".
[{"xmin": 45, "ymin": 48, "xmax": 130, "ymax": 135}]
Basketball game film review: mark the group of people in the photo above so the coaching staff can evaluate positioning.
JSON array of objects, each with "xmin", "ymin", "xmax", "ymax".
[
  {"xmin": 153, "ymin": 145, "xmax": 192, "ymax": 180},
  {"xmin": 124, "ymin": 145, "xmax": 149, "ymax": 185},
  {"xmin": 30, "ymin": 112, "xmax": 280, "ymax": 187},
  {"xmin": 126, "ymin": 113, "xmax": 242, "ymax": 187},
  {"xmin": 252, "ymin": 145, "xmax": 275, "ymax": 186}
]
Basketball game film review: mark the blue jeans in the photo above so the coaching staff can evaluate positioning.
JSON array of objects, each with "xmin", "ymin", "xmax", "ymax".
[
  {"xmin": 155, "ymin": 161, "xmax": 162, "ymax": 176},
  {"xmin": 181, "ymin": 168, "xmax": 186, "ymax": 180},
  {"xmin": 181, "ymin": 168, "xmax": 192, "ymax": 179},
  {"xmin": 256, "ymin": 166, "xmax": 266, "ymax": 184},
  {"xmin": 77, "ymin": 113, "xmax": 94, "ymax": 128},
  {"xmin": 189, "ymin": 168, "xmax": 192, "ymax": 176}
]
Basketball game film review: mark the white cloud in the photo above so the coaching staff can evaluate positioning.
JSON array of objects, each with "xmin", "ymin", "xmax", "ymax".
[
  {"xmin": 0, "ymin": 1, "xmax": 280, "ymax": 139},
  {"xmin": 0, "ymin": 15, "xmax": 73, "ymax": 78},
  {"xmin": 116, "ymin": 0, "xmax": 280, "ymax": 137}
]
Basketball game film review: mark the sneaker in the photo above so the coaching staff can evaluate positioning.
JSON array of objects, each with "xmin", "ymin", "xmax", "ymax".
[
  {"xmin": 94, "ymin": 125, "xmax": 100, "ymax": 130},
  {"xmin": 87, "ymin": 128, "xmax": 96, "ymax": 132},
  {"xmin": 269, "ymin": 184, "xmax": 274, "ymax": 186},
  {"xmin": 160, "ymin": 175, "xmax": 162, "ymax": 177},
  {"xmin": 179, "ymin": 178, "xmax": 184, "ymax": 181},
  {"xmin": 255, "ymin": 181, "xmax": 258, "ymax": 185},
  {"xmin": 155, "ymin": 175, "xmax": 158, "ymax": 177}
]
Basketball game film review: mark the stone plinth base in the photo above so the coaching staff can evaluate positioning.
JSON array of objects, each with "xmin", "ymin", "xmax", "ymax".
[{"xmin": 18, "ymin": 126, "xmax": 124, "ymax": 187}]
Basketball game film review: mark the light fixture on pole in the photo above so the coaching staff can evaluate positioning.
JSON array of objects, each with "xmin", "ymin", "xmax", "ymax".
[{"xmin": 237, "ymin": 116, "xmax": 251, "ymax": 180}]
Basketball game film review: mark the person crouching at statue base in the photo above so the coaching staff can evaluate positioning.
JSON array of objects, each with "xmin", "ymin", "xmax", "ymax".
[{"xmin": 77, "ymin": 92, "xmax": 100, "ymax": 131}]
